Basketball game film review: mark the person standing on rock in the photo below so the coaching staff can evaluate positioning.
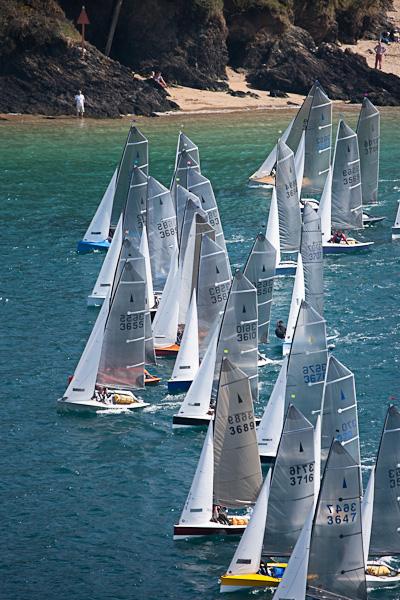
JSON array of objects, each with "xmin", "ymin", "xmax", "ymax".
[
  {"xmin": 74, "ymin": 90, "xmax": 85, "ymax": 117},
  {"xmin": 374, "ymin": 41, "xmax": 386, "ymax": 70}
]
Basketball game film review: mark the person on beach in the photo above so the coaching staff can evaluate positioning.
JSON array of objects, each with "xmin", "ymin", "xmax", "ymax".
[
  {"xmin": 74, "ymin": 90, "xmax": 85, "ymax": 117},
  {"xmin": 153, "ymin": 71, "xmax": 167, "ymax": 89},
  {"xmin": 374, "ymin": 42, "xmax": 386, "ymax": 70}
]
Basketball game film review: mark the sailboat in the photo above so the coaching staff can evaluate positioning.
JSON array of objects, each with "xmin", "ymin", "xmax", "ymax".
[
  {"xmin": 77, "ymin": 126, "xmax": 148, "ymax": 252},
  {"xmin": 259, "ymin": 300, "xmax": 327, "ymax": 461},
  {"xmin": 270, "ymin": 441, "xmax": 367, "ymax": 600},
  {"xmin": 58, "ymin": 260, "xmax": 150, "ymax": 412},
  {"xmin": 323, "ymin": 119, "xmax": 373, "ymax": 254},
  {"xmin": 392, "ymin": 201, "xmax": 400, "ymax": 239},
  {"xmin": 152, "ymin": 249, "xmax": 180, "ymax": 357},
  {"xmin": 173, "ymin": 358, "xmax": 262, "ymax": 539},
  {"xmin": 219, "ymin": 405, "xmax": 318, "ymax": 592},
  {"xmin": 172, "ymin": 317, "xmax": 221, "ymax": 428},
  {"xmin": 365, "ymin": 405, "xmax": 400, "ymax": 586},
  {"xmin": 77, "ymin": 168, "xmax": 116, "ymax": 253},
  {"xmin": 167, "ymin": 290, "xmax": 199, "ymax": 393}
]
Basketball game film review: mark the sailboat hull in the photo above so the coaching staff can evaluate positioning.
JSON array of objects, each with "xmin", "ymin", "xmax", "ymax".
[
  {"xmin": 366, "ymin": 561, "xmax": 400, "ymax": 589},
  {"xmin": 172, "ymin": 414, "xmax": 213, "ymax": 428},
  {"xmin": 77, "ymin": 239, "xmax": 111, "ymax": 253},
  {"xmin": 57, "ymin": 396, "xmax": 149, "ymax": 413},
  {"xmin": 220, "ymin": 566, "xmax": 286, "ymax": 593},
  {"xmin": 167, "ymin": 379, "xmax": 193, "ymax": 394},
  {"xmin": 155, "ymin": 344, "xmax": 180, "ymax": 357},
  {"xmin": 248, "ymin": 175, "xmax": 275, "ymax": 188},
  {"xmin": 392, "ymin": 227, "xmax": 400, "ymax": 239},
  {"xmin": 173, "ymin": 521, "xmax": 247, "ymax": 540},
  {"xmin": 275, "ymin": 261, "xmax": 297, "ymax": 276},
  {"xmin": 87, "ymin": 295, "xmax": 105, "ymax": 307},
  {"xmin": 323, "ymin": 240, "xmax": 374, "ymax": 254}
]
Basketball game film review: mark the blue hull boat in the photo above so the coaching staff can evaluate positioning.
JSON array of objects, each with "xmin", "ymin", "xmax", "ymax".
[{"xmin": 77, "ymin": 239, "xmax": 111, "ymax": 254}]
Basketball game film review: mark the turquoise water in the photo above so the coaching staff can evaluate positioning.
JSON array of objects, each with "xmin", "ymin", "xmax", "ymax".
[{"xmin": 1, "ymin": 109, "xmax": 400, "ymax": 600}]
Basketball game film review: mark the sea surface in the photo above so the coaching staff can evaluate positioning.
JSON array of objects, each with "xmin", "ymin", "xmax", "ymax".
[{"xmin": 1, "ymin": 107, "xmax": 399, "ymax": 600}]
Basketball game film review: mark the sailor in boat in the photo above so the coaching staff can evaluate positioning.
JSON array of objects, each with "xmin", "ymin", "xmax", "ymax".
[
  {"xmin": 275, "ymin": 320, "xmax": 286, "ymax": 339},
  {"xmin": 330, "ymin": 229, "xmax": 348, "ymax": 245}
]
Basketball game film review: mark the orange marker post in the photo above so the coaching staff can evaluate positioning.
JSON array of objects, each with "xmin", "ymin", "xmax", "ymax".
[{"xmin": 77, "ymin": 6, "xmax": 90, "ymax": 59}]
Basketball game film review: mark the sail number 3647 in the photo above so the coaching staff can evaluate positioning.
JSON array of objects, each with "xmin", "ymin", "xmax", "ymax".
[{"xmin": 325, "ymin": 503, "xmax": 357, "ymax": 525}]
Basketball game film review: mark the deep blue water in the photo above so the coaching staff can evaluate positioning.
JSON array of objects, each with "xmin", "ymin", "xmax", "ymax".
[{"xmin": 1, "ymin": 108, "xmax": 399, "ymax": 600}]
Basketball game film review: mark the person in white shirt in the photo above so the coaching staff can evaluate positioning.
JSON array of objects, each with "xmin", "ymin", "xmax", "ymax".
[{"xmin": 74, "ymin": 90, "xmax": 85, "ymax": 117}]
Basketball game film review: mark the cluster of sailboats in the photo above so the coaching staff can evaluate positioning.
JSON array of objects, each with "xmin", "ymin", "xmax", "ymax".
[{"xmin": 59, "ymin": 80, "xmax": 400, "ymax": 598}]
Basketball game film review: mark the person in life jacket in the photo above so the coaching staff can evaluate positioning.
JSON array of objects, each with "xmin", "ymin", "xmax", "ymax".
[{"xmin": 275, "ymin": 320, "xmax": 287, "ymax": 339}]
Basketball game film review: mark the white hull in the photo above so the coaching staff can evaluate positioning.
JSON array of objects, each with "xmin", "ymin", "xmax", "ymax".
[
  {"xmin": 392, "ymin": 228, "xmax": 400, "ymax": 239},
  {"xmin": 87, "ymin": 295, "xmax": 105, "ymax": 307},
  {"xmin": 57, "ymin": 397, "xmax": 149, "ymax": 413},
  {"xmin": 282, "ymin": 341, "xmax": 290, "ymax": 356}
]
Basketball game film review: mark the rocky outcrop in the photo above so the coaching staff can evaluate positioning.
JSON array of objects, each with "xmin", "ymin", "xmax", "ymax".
[
  {"xmin": 246, "ymin": 26, "xmax": 400, "ymax": 105},
  {"xmin": 0, "ymin": 0, "xmax": 178, "ymax": 117},
  {"xmin": 59, "ymin": 0, "xmax": 229, "ymax": 90}
]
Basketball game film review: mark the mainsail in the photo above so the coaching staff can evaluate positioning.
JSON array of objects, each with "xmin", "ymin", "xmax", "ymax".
[
  {"xmin": 370, "ymin": 404, "xmax": 400, "ymax": 555},
  {"xmin": 249, "ymin": 118, "xmax": 293, "ymax": 182},
  {"xmin": 257, "ymin": 358, "xmax": 287, "ymax": 459},
  {"xmin": 307, "ymin": 441, "xmax": 367, "ymax": 600},
  {"xmin": 263, "ymin": 405, "xmax": 315, "ymax": 555},
  {"xmin": 187, "ymin": 169, "xmax": 229, "ymax": 261},
  {"xmin": 152, "ymin": 249, "xmax": 179, "ymax": 348},
  {"xmin": 213, "ymin": 358, "xmax": 262, "ymax": 508},
  {"xmin": 243, "ymin": 233, "xmax": 276, "ymax": 344},
  {"xmin": 171, "ymin": 150, "xmax": 200, "ymax": 204},
  {"xmin": 320, "ymin": 356, "xmax": 360, "ymax": 468},
  {"xmin": 97, "ymin": 260, "xmax": 145, "ymax": 389},
  {"xmin": 285, "ymin": 301, "xmax": 328, "ymax": 425},
  {"xmin": 301, "ymin": 203, "xmax": 324, "ymax": 316},
  {"xmin": 196, "ymin": 235, "xmax": 231, "ymax": 359},
  {"xmin": 276, "ymin": 139, "xmax": 301, "ymax": 253},
  {"xmin": 214, "ymin": 271, "xmax": 258, "ymax": 402},
  {"xmin": 285, "ymin": 83, "xmax": 316, "ymax": 154},
  {"xmin": 331, "ymin": 119, "xmax": 363, "ymax": 230},
  {"xmin": 357, "ymin": 97, "xmax": 380, "ymax": 205},
  {"xmin": 266, "ymin": 186, "xmax": 281, "ymax": 268},
  {"xmin": 146, "ymin": 176, "xmax": 178, "ymax": 291},
  {"xmin": 112, "ymin": 126, "xmax": 148, "ymax": 224},
  {"xmin": 174, "ymin": 132, "xmax": 201, "ymax": 174},
  {"xmin": 122, "ymin": 165, "xmax": 147, "ymax": 243},
  {"xmin": 303, "ymin": 85, "xmax": 332, "ymax": 195}
]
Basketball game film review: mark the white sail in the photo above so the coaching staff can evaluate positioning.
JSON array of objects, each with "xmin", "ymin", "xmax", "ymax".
[
  {"xmin": 123, "ymin": 165, "xmax": 147, "ymax": 243},
  {"xmin": 284, "ymin": 253, "xmax": 305, "ymax": 347},
  {"xmin": 318, "ymin": 166, "xmax": 332, "ymax": 244},
  {"xmin": 276, "ymin": 140, "xmax": 302, "ymax": 253},
  {"xmin": 175, "ymin": 132, "xmax": 201, "ymax": 173},
  {"xmin": 62, "ymin": 295, "xmax": 109, "ymax": 403},
  {"xmin": 152, "ymin": 249, "xmax": 179, "ymax": 348},
  {"xmin": 357, "ymin": 97, "xmax": 380, "ymax": 206},
  {"xmin": 257, "ymin": 358, "xmax": 287, "ymax": 458},
  {"xmin": 249, "ymin": 118, "xmax": 294, "ymax": 181},
  {"xmin": 112, "ymin": 126, "xmax": 148, "ymax": 224},
  {"xmin": 139, "ymin": 224, "xmax": 155, "ymax": 308},
  {"xmin": 82, "ymin": 168, "xmax": 116, "ymax": 243},
  {"xmin": 178, "ymin": 421, "xmax": 213, "ymax": 525},
  {"xmin": 88, "ymin": 214, "xmax": 122, "ymax": 305},
  {"xmin": 170, "ymin": 290, "xmax": 199, "ymax": 383},
  {"xmin": 177, "ymin": 318, "xmax": 220, "ymax": 419},
  {"xmin": 314, "ymin": 415, "xmax": 321, "ymax": 503},
  {"xmin": 303, "ymin": 85, "xmax": 332, "ymax": 195},
  {"xmin": 294, "ymin": 131, "xmax": 305, "ymax": 198},
  {"xmin": 362, "ymin": 467, "xmax": 375, "ymax": 567},
  {"xmin": 226, "ymin": 471, "xmax": 272, "ymax": 576},
  {"xmin": 273, "ymin": 507, "xmax": 314, "ymax": 600},
  {"xmin": 393, "ymin": 201, "xmax": 400, "ymax": 232},
  {"xmin": 146, "ymin": 176, "xmax": 178, "ymax": 291},
  {"xmin": 266, "ymin": 187, "xmax": 281, "ymax": 268}
]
